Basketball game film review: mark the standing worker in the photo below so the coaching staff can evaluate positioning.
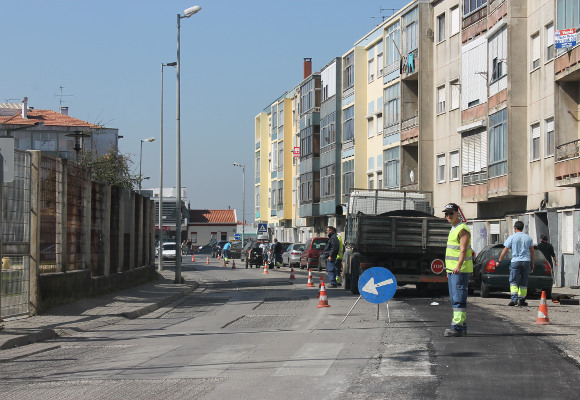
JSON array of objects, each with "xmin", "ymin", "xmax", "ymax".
[
  {"xmin": 323, "ymin": 226, "xmax": 340, "ymax": 288},
  {"xmin": 498, "ymin": 221, "xmax": 535, "ymax": 307},
  {"xmin": 537, "ymin": 234, "xmax": 557, "ymax": 278},
  {"xmin": 442, "ymin": 203, "xmax": 473, "ymax": 337},
  {"xmin": 335, "ymin": 231, "xmax": 344, "ymax": 285},
  {"xmin": 222, "ymin": 241, "xmax": 231, "ymax": 264}
]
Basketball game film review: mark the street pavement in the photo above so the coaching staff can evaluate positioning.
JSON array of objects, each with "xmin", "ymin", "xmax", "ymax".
[{"xmin": 1, "ymin": 258, "xmax": 579, "ymax": 399}]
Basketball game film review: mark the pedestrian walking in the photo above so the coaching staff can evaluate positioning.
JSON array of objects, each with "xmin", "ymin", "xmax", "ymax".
[
  {"xmin": 272, "ymin": 238, "xmax": 282, "ymax": 268},
  {"xmin": 442, "ymin": 203, "xmax": 473, "ymax": 337},
  {"xmin": 537, "ymin": 234, "xmax": 558, "ymax": 278},
  {"xmin": 323, "ymin": 226, "xmax": 340, "ymax": 287},
  {"xmin": 498, "ymin": 220, "xmax": 535, "ymax": 307}
]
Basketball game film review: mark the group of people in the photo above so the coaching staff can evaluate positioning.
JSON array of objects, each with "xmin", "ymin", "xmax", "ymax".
[{"xmin": 442, "ymin": 203, "xmax": 558, "ymax": 337}]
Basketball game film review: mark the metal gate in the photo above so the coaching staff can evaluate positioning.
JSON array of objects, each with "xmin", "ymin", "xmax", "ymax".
[{"xmin": 1, "ymin": 150, "xmax": 31, "ymax": 318}]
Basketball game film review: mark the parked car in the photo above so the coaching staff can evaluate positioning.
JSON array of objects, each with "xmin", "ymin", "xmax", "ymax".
[
  {"xmin": 159, "ymin": 242, "xmax": 180, "ymax": 261},
  {"xmin": 246, "ymin": 240, "xmax": 269, "ymax": 268},
  {"xmin": 300, "ymin": 237, "xmax": 329, "ymax": 270},
  {"xmin": 195, "ymin": 243, "xmax": 213, "ymax": 254},
  {"xmin": 228, "ymin": 241, "xmax": 244, "ymax": 259},
  {"xmin": 281, "ymin": 243, "xmax": 305, "ymax": 268},
  {"xmin": 266, "ymin": 242, "xmax": 292, "ymax": 269},
  {"xmin": 472, "ymin": 244, "xmax": 553, "ymax": 298}
]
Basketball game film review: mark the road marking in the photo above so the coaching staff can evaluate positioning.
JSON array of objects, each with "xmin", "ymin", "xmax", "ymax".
[
  {"xmin": 274, "ymin": 343, "xmax": 343, "ymax": 376},
  {"xmin": 361, "ymin": 277, "xmax": 394, "ymax": 295}
]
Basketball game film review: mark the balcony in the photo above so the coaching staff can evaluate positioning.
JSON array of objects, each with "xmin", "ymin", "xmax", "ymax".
[
  {"xmin": 555, "ymin": 138, "xmax": 580, "ymax": 187},
  {"xmin": 401, "ymin": 49, "xmax": 418, "ymax": 80}
]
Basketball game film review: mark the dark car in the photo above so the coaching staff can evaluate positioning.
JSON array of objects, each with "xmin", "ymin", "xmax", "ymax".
[
  {"xmin": 228, "ymin": 241, "xmax": 244, "ymax": 259},
  {"xmin": 281, "ymin": 243, "xmax": 305, "ymax": 268},
  {"xmin": 266, "ymin": 242, "xmax": 292, "ymax": 269},
  {"xmin": 240, "ymin": 239, "xmax": 255, "ymax": 263},
  {"xmin": 472, "ymin": 244, "xmax": 553, "ymax": 298},
  {"xmin": 246, "ymin": 241, "xmax": 268, "ymax": 268},
  {"xmin": 300, "ymin": 237, "xmax": 329, "ymax": 270}
]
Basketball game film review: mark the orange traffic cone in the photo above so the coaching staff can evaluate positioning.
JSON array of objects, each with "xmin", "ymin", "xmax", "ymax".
[
  {"xmin": 191, "ymin": 253, "xmax": 195, "ymax": 262},
  {"xmin": 317, "ymin": 279, "xmax": 331, "ymax": 308},
  {"xmin": 217, "ymin": 254, "xmax": 220, "ymax": 261},
  {"xmin": 289, "ymin": 266, "xmax": 296, "ymax": 280},
  {"xmin": 317, "ymin": 276, "xmax": 322, "ymax": 298},
  {"xmin": 232, "ymin": 260, "xmax": 236, "ymax": 269},
  {"xmin": 535, "ymin": 291, "xmax": 551, "ymax": 325},
  {"xmin": 306, "ymin": 268, "xmax": 315, "ymax": 287},
  {"xmin": 263, "ymin": 259, "xmax": 269, "ymax": 274},
  {"xmin": 206, "ymin": 257, "xmax": 209, "ymax": 265}
]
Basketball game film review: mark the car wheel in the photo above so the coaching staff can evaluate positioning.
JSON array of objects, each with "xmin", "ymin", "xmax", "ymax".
[{"xmin": 480, "ymin": 280, "xmax": 490, "ymax": 298}]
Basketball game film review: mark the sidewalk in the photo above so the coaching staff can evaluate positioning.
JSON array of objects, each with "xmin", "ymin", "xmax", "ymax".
[{"xmin": 0, "ymin": 270, "xmax": 197, "ymax": 351}]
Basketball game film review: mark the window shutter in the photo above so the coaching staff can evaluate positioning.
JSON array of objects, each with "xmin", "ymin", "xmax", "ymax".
[
  {"xmin": 546, "ymin": 118, "xmax": 554, "ymax": 132},
  {"xmin": 532, "ymin": 124, "xmax": 540, "ymax": 139},
  {"xmin": 451, "ymin": 7, "xmax": 459, "ymax": 35},
  {"xmin": 480, "ymin": 129, "xmax": 488, "ymax": 173},
  {"xmin": 546, "ymin": 24, "xmax": 554, "ymax": 47},
  {"xmin": 532, "ymin": 34, "xmax": 540, "ymax": 65}
]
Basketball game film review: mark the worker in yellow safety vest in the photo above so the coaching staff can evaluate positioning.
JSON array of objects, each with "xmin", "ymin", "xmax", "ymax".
[
  {"xmin": 442, "ymin": 203, "xmax": 473, "ymax": 337},
  {"xmin": 335, "ymin": 233, "xmax": 344, "ymax": 285}
]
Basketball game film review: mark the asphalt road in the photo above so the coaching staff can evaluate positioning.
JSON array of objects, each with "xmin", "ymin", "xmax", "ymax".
[{"xmin": 1, "ymin": 260, "xmax": 579, "ymax": 399}]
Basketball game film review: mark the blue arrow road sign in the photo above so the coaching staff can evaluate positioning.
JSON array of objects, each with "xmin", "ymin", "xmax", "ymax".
[
  {"xmin": 358, "ymin": 267, "xmax": 397, "ymax": 304},
  {"xmin": 234, "ymin": 234, "xmax": 241, "ymax": 240},
  {"xmin": 257, "ymin": 223, "xmax": 268, "ymax": 234}
]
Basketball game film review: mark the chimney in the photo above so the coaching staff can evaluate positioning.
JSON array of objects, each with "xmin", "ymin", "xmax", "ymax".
[
  {"xmin": 303, "ymin": 58, "xmax": 312, "ymax": 79},
  {"xmin": 60, "ymin": 106, "xmax": 69, "ymax": 115},
  {"xmin": 21, "ymin": 97, "xmax": 28, "ymax": 119}
]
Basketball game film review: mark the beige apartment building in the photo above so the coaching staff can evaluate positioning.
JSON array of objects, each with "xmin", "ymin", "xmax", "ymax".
[{"xmin": 255, "ymin": 0, "xmax": 580, "ymax": 286}]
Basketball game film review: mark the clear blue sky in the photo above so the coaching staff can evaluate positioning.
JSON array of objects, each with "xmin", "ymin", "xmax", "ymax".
[{"xmin": 1, "ymin": 0, "xmax": 408, "ymax": 223}]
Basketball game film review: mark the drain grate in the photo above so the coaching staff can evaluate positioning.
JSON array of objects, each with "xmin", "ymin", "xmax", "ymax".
[{"xmin": 223, "ymin": 314, "xmax": 298, "ymax": 329}]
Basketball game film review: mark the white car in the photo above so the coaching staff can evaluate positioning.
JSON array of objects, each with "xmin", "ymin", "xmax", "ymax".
[{"xmin": 158, "ymin": 242, "xmax": 179, "ymax": 260}]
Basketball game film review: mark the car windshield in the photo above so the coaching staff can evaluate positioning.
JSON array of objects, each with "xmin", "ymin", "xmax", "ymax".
[
  {"xmin": 294, "ymin": 244, "xmax": 305, "ymax": 251},
  {"xmin": 163, "ymin": 244, "xmax": 177, "ymax": 251},
  {"xmin": 312, "ymin": 239, "xmax": 328, "ymax": 249}
]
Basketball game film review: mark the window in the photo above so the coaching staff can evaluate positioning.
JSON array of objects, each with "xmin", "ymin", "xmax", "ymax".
[
  {"xmin": 463, "ymin": 0, "xmax": 486, "ymax": 17},
  {"xmin": 402, "ymin": 7, "xmax": 418, "ymax": 54},
  {"xmin": 321, "ymin": 112, "xmax": 336, "ymax": 152},
  {"xmin": 278, "ymin": 141, "xmax": 284, "ymax": 172},
  {"xmin": 437, "ymin": 13, "xmax": 446, "ymax": 42},
  {"xmin": 221, "ymin": 232, "xmax": 227, "ymax": 241},
  {"xmin": 376, "ymin": 41, "xmax": 384, "ymax": 77},
  {"xmin": 255, "ymin": 192, "xmax": 260, "ymax": 212},
  {"xmin": 462, "ymin": 128, "xmax": 487, "ymax": 184},
  {"xmin": 300, "ymin": 172, "xmax": 319, "ymax": 204},
  {"xmin": 272, "ymin": 142, "xmax": 278, "ymax": 172},
  {"xmin": 437, "ymin": 85, "xmax": 446, "ymax": 114},
  {"xmin": 462, "ymin": 38, "xmax": 487, "ymax": 110},
  {"xmin": 489, "ymin": 26, "xmax": 507, "ymax": 84},
  {"xmin": 378, "ymin": 174, "xmax": 383, "ymax": 189},
  {"xmin": 557, "ymin": 0, "xmax": 580, "ymax": 31},
  {"xmin": 384, "ymin": 83, "xmax": 400, "ymax": 130},
  {"xmin": 277, "ymin": 181, "xmax": 283, "ymax": 209},
  {"xmin": 343, "ymin": 106, "xmax": 355, "ymax": 142},
  {"xmin": 450, "ymin": 150, "xmax": 459, "ymax": 181},
  {"xmin": 545, "ymin": 117, "xmax": 555, "ymax": 157},
  {"xmin": 450, "ymin": 80, "xmax": 460, "ymax": 110},
  {"xmin": 368, "ymin": 175, "xmax": 375, "ymax": 189},
  {"xmin": 368, "ymin": 58, "xmax": 375, "ymax": 82},
  {"xmin": 546, "ymin": 23, "xmax": 555, "ymax": 61},
  {"xmin": 531, "ymin": 33, "xmax": 540, "ymax": 70},
  {"xmin": 531, "ymin": 123, "xmax": 541, "ymax": 161},
  {"xmin": 321, "ymin": 164, "xmax": 335, "ymax": 198},
  {"xmin": 367, "ymin": 117, "xmax": 375, "ymax": 138},
  {"xmin": 437, "ymin": 154, "xmax": 446, "ymax": 183},
  {"xmin": 562, "ymin": 211, "xmax": 574, "ymax": 253},
  {"xmin": 255, "ymin": 151, "xmax": 260, "ymax": 178},
  {"xmin": 190, "ymin": 232, "xmax": 197, "ymax": 244},
  {"xmin": 300, "ymin": 125, "xmax": 320, "ymax": 158},
  {"xmin": 342, "ymin": 160, "xmax": 355, "ymax": 195},
  {"xmin": 384, "ymin": 147, "xmax": 400, "ymax": 188},
  {"xmin": 300, "ymin": 80, "xmax": 315, "ymax": 114},
  {"xmin": 450, "ymin": 6, "xmax": 459, "ymax": 36},
  {"xmin": 385, "ymin": 23, "xmax": 401, "ymax": 73},
  {"xmin": 321, "ymin": 61, "xmax": 337, "ymax": 101},
  {"xmin": 489, "ymin": 109, "xmax": 508, "ymax": 178},
  {"xmin": 344, "ymin": 51, "xmax": 354, "ymax": 90},
  {"xmin": 377, "ymin": 113, "xmax": 383, "ymax": 135}
]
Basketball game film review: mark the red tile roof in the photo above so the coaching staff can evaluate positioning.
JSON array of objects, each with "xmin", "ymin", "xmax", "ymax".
[
  {"xmin": 189, "ymin": 209, "xmax": 237, "ymax": 224},
  {"xmin": 0, "ymin": 109, "xmax": 99, "ymax": 128}
]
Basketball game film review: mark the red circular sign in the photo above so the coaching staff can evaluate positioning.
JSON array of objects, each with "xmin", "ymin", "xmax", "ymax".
[{"xmin": 431, "ymin": 259, "xmax": 445, "ymax": 274}]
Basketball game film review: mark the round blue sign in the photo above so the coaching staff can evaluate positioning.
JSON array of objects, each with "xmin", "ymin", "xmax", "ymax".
[{"xmin": 358, "ymin": 267, "xmax": 397, "ymax": 304}]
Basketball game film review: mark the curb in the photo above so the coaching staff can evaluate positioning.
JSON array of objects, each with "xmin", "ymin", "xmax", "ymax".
[{"xmin": 0, "ymin": 281, "xmax": 199, "ymax": 351}]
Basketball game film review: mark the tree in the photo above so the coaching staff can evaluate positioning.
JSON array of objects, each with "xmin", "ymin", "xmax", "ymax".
[{"xmin": 80, "ymin": 148, "xmax": 137, "ymax": 190}]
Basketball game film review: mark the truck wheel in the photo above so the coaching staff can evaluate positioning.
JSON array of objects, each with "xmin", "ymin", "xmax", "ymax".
[
  {"xmin": 350, "ymin": 252, "xmax": 360, "ymax": 295},
  {"xmin": 480, "ymin": 280, "xmax": 490, "ymax": 298}
]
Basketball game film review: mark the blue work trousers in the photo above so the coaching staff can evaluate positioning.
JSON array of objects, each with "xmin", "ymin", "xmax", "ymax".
[
  {"xmin": 509, "ymin": 261, "xmax": 530, "ymax": 302},
  {"xmin": 447, "ymin": 272, "xmax": 469, "ymax": 332},
  {"xmin": 326, "ymin": 258, "xmax": 337, "ymax": 284}
]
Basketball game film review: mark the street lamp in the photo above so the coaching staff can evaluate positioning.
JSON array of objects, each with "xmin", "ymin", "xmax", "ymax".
[
  {"xmin": 66, "ymin": 130, "xmax": 91, "ymax": 162},
  {"xmin": 175, "ymin": 4, "xmax": 201, "ymax": 284},
  {"xmin": 139, "ymin": 137, "xmax": 155, "ymax": 192},
  {"xmin": 233, "ymin": 163, "xmax": 245, "ymax": 246},
  {"xmin": 159, "ymin": 62, "xmax": 177, "ymax": 272}
]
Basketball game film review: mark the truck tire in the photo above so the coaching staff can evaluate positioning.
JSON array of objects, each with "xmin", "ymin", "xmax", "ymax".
[
  {"xmin": 350, "ymin": 252, "xmax": 360, "ymax": 295},
  {"xmin": 480, "ymin": 280, "xmax": 490, "ymax": 298}
]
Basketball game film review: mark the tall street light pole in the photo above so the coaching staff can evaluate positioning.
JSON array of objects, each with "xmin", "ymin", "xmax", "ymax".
[
  {"xmin": 159, "ymin": 61, "xmax": 177, "ymax": 272},
  {"xmin": 233, "ymin": 163, "xmax": 245, "ymax": 246},
  {"xmin": 139, "ymin": 137, "xmax": 155, "ymax": 192},
  {"xmin": 175, "ymin": 5, "xmax": 201, "ymax": 284}
]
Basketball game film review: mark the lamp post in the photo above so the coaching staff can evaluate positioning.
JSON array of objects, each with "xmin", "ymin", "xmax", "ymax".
[
  {"xmin": 159, "ymin": 62, "xmax": 177, "ymax": 272},
  {"xmin": 66, "ymin": 130, "xmax": 91, "ymax": 162},
  {"xmin": 233, "ymin": 163, "xmax": 245, "ymax": 246},
  {"xmin": 175, "ymin": 5, "xmax": 201, "ymax": 284},
  {"xmin": 139, "ymin": 137, "xmax": 155, "ymax": 192}
]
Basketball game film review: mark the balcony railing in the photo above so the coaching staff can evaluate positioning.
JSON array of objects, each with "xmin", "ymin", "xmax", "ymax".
[
  {"xmin": 462, "ymin": 171, "xmax": 487, "ymax": 185},
  {"xmin": 556, "ymin": 139, "xmax": 580, "ymax": 162},
  {"xmin": 402, "ymin": 115, "xmax": 418, "ymax": 130}
]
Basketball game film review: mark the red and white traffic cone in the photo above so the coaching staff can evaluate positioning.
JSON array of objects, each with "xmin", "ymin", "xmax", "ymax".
[
  {"xmin": 191, "ymin": 253, "xmax": 195, "ymax": 262},
  {"xmin": 217, "ymin": 254, "xmax": 220, "ymax": 261},
  {"xmin": 289, "ymin": 266, "xmax": 296, "ymax": 280},
  {"xmin": 535, "ymin": 290, "xmax": 551, "ymax": 325},
  {"xmin": 317, "ymin": 276, "xmax": 322, "ymax": 298},
  {"xmin": 306, "ymin": 268, "xmax": 315, "ymax": 287},
  {"xmin": 317, "ymin": 279, "xmax": 331, "ymax": 308},
  {"xmin": 206, "ymin": 257, "xmax": 209, "ymax": 265},
  {"xmin": 232, "ymin": 260, "xmax": 236, "ymax": 269},
  {"xmin": 263, "ymin": 259, "xmax": 269, "ymax": 274}
]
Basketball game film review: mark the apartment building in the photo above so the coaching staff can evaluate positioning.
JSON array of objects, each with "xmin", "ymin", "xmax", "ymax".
[{"xmin": 254, "ymin": 0, "xmax": 580, "ymax": 286}]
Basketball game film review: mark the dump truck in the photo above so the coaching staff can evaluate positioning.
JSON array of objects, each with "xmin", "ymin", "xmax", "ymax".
[{"xmin": 342, "ymin": 189, "xmax": 451, "ymax": 294}]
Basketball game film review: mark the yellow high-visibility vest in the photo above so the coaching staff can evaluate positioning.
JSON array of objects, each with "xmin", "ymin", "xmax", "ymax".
[{"xmin": 445, "ymin": 223, "xmax": 473, "ymax": 273}]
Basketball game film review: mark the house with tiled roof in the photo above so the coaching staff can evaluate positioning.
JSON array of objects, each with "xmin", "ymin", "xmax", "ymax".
[
  {"xmin": 186, "ymin": 209, "xmax": 238, "ymax": 245},
  {"xmin": 0, "ymin": 98, "xmax": 119, "ymax": 160}
]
